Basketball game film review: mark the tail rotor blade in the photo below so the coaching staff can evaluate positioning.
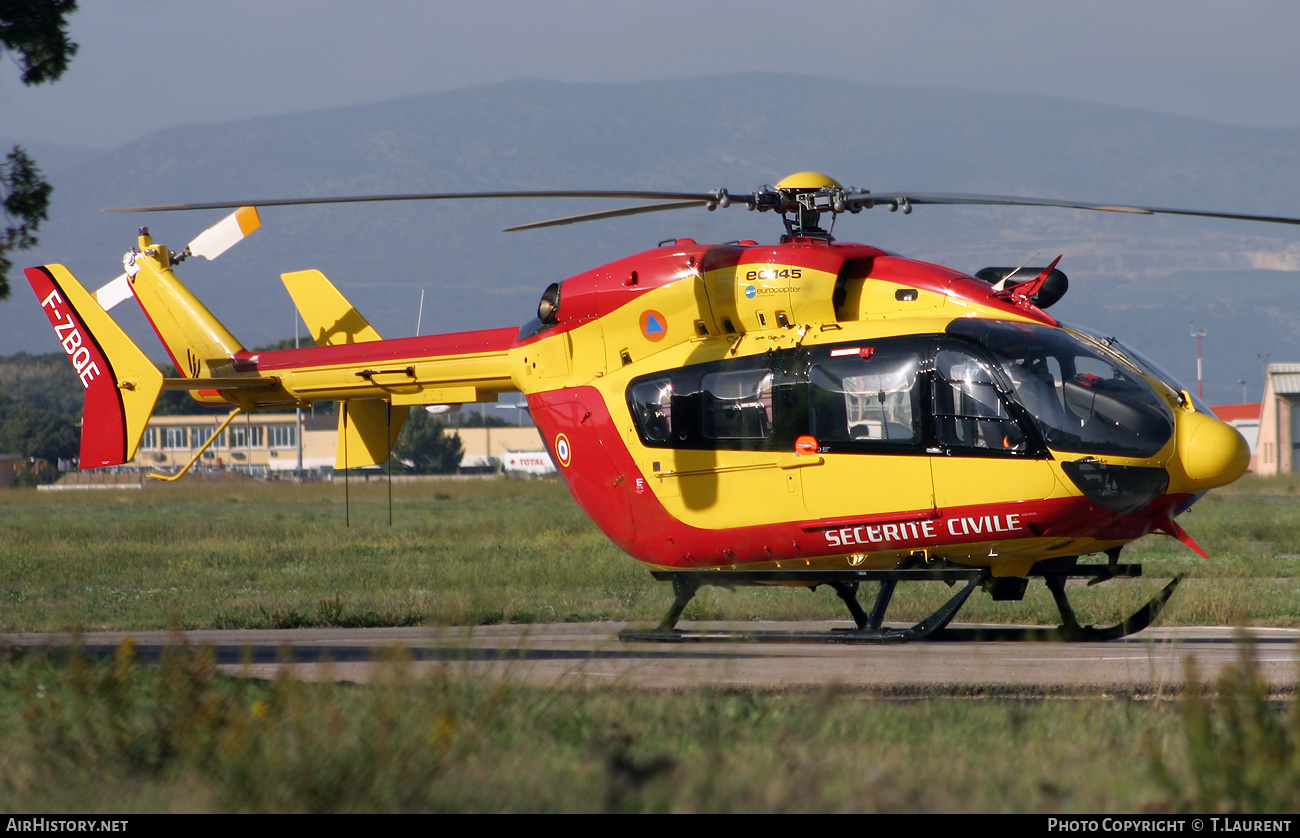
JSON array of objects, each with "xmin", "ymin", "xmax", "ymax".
[
  {"xmin": 186, "ymin": 206, "xmax": 261, "ymax": 260},
  {"xmin": 92, "ymin": 273, "xmax": 133, "ymax": 310},
  {"xmin": 93, "ymin": 206, "xmax": 262, "ymax": 311}
]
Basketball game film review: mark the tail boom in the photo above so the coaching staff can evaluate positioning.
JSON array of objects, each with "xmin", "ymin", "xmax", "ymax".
[
  {"xmin": 29, "ymin": 240, "xmax": 519, "ymax": 474},
  {"xmin": 243, "ymin": 328, "xmax": 519, "ymax": 405}
]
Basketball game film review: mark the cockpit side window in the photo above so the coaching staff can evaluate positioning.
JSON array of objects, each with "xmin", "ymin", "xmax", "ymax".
[{"xmin": 932, "ymin": 348, "xmax": 1029, "ymax": 453}]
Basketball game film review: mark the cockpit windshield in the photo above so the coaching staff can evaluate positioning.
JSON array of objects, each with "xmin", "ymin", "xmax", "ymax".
[
  {"xmin": 947, "ymin": 320, "xmax": 1175, "ymax": 458},
  {"xmin": 1063, "ymin": 322, "xmax": 1214, "ymax": 416}
]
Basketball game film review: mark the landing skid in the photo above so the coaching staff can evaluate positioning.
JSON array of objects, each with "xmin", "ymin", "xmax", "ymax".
[
  {"xmin": 932, "ymin": 574, "xmax": 1183, "ymax": 642},
  {"xmin": 617, "ymin": 563, "xmax": 1180, "ymax": 644}
]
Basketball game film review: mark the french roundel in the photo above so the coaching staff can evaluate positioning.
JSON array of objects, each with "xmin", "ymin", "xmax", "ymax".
[
  {"xmin": 554, "ymin": 434, "xmax": 572, "ymax": 468},
  {"xmin": 639, "ymin": 310, "xmax": 667, "ymax": 342}
]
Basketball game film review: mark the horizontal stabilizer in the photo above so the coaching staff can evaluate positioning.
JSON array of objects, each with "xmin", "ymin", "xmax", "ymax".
[{"xmin": 162, "ymin": 376, "xmax": 279, "ymax": 391}]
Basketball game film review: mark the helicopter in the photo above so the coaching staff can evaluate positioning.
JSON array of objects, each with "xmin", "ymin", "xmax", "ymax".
[{"xmin": 26, "ymin": 172, "xmax": 1300, "ymax": 643}]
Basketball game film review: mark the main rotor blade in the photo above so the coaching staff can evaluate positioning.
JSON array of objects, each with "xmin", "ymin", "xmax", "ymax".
[
  {"xmin": 105, "ymin": 190, "xmax": 720, "ymax": 213},
  {"xmin": 848, "ymin": 191, "xmax": 1300, "ymax": 226},
  {"xmin": 503, "ymin": 200, "xmax": 714, "ymax": 232}
]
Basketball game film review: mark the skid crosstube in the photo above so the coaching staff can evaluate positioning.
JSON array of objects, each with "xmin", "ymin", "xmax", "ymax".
[{"xmin": 617, "ymin": 563, "xmax": 1180, "ymax": 644}]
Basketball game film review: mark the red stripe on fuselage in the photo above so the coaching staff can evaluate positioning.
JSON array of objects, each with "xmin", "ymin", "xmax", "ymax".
[
  {"xmin": 528, "ymin": 385, "xmax": 1183, "ymax": 569},
  {"xmin": 241, "ymin": 327, "xmax": 519, "ymax": 371}
]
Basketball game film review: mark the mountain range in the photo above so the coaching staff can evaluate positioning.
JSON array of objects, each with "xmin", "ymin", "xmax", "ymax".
[{"xmin": 4, "ymin": 73, "xmax": 1299, "ymax": 405}]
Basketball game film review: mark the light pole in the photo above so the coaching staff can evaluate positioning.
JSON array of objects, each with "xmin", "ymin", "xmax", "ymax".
[
  {"xmin": 1258, "ymin": 353, "xmax": 1272, "ymax": 408},
  {"xmin": 1190, "ymin": 324, "xmax": 1206, "ymax": 401}
]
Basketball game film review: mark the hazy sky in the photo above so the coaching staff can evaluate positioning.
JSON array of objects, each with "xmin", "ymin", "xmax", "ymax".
[{"xmin": 3, "ymin": 0, "xmax": 1299, "ymax": 149}]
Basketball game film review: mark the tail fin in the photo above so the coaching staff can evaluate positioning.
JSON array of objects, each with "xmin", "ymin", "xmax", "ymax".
[
  {"xmin": 123, "ymin": 230, "xmax": 245, "ymax": 390},
  {"xmin": 26, "ymin": 265, "xmax": 165, "ymax": 468},
  {"xmin": 282, "ymin": 269, "xmax": 384, "ymax": 345},
  {"xmin": 339, "ymin": 400, "xmax": 410, "ymax": 469},
  {"xmin": 281, "ymin": 268, "xmax": 409, "ymax": 468}
]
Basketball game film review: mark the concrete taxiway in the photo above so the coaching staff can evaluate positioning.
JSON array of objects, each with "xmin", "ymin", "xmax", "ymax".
[{"xmin": 3, "ymin": 623, "xmax": 1297, "ymax": 692}]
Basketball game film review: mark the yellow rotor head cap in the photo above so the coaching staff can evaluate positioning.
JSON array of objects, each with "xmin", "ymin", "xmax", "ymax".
[{"xmin": 776, "ymin": 171, "xmax": 842, "ymax": 190}]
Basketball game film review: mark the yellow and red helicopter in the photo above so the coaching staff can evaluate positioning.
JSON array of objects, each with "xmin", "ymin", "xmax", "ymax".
[{"xmin": 26, "ymin": 173, "xmax": 1299, "ymax": 642}]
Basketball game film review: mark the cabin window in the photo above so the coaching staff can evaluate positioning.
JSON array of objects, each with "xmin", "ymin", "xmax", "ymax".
[
  {"xmin": 627, "ymin": 353, "xmax": 793, "ymax": 450},
  {"xmin": 701, "ymin": 369, "xmax": 773, "ymax": 441},
  {"xmin": 629, "ymin": 378, "xmax": 673, "ymax": 444},
  {"xmin": 808, "ymin": 346, "xmax": 922, "ymax": 447}
]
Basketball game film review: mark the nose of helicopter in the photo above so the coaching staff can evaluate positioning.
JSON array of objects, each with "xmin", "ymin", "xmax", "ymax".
[{"xmin": 1169, "ymin": 410, "xmax": 1251, "ymax": 491}]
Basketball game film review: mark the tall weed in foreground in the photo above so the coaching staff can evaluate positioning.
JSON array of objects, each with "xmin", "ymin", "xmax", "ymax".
[
  {"xmin": 1, "ymin": 642, "xmax": 517, "ymax": 812},
  {"xmin": 209, "ymin": 654, "xmax": 470, "ymax": 811},
  {"xmin": 1151, "ymin": 636, "xmax": 1300, "ymax": 813},
  {"xmin": 4, "ymin": 639, "xmax": 242, "ymax": 810}
]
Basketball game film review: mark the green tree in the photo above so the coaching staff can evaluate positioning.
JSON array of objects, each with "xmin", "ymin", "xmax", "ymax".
[
  {"xmin": 0, "ymin": 0, "xmax": 79, "ymax": 299},
  {"xmin": 392, "ymin": 408, "xmax": 464, "ymax": 474},
  {"xmin": 0, "ymin": 393, "xmax": 77, "ymax": 461},
  {"xmin": 0, "ymin": 351, "xmax": 82, "ymax": 415},
  {"xmin": 455, "ymin": 412, "xmax": 511, "ymax": 428}
]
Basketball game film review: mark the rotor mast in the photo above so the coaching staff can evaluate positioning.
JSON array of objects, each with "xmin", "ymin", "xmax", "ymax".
[{"xmin": 760, "ymin": 171, "xmax": 860, "ymax": 240}]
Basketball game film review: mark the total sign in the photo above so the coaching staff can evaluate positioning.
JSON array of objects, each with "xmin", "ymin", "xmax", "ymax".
[{"xmin": 504, "ymin": 450, "xmax": 558, "ymax": 476}]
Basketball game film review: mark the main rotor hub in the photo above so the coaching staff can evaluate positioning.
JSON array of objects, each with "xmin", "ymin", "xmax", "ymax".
[
  {"xmin": 758, "ymin": 172, "xmax": 857, "ymax": 239},
  {"xmin": 774, "ymin": 171, "xmax": 843, "ymax": 191}
]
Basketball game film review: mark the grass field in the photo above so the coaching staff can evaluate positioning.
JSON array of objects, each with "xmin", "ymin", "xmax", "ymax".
[
  {"xmin": 1, "ymin": 475, "xmax": 1297, "ymax": 812},
  {"xmin": 0, "ymin": 635, "xmax": 1296, "ymax": 813},
  {"xmin": 2, "ymin": 475, "xmax": 1300, "ymax": 632}
]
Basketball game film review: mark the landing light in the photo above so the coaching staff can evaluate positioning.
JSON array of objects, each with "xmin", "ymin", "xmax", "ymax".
[{"xmin": 537, "ymin": 283, "xmax": 561, "ymax": 324}]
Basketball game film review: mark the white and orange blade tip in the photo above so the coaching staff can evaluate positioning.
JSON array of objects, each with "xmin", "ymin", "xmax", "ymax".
[{"xmin": 187, "ymin": 206, "xmax": 261, "ymax": 261}]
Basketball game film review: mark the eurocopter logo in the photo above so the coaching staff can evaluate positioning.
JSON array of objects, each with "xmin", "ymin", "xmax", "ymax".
[{"xmin": 742, "ymin": 283, "xmax": 800, "ymax": 298}]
